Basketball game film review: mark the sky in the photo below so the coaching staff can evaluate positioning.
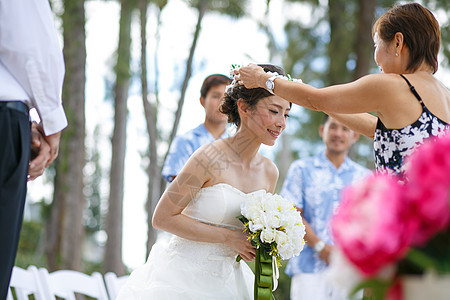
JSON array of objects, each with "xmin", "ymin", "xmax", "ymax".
[{"xmin": 27, "ymin": 0, "xmax": 450, "ymax": 270}]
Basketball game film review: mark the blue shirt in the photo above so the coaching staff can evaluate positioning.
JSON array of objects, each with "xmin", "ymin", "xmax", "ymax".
[
  {"xmin": 281, "ymin": 150, "xmax": 369, "ymax": 275},
  {"xmin": 161, "ymin": 124, "xmax": 229, "ymax": 182}
]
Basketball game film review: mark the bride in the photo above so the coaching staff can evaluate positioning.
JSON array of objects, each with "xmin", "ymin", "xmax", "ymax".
[{"xmin": 116, "ymin": 64, "xmax": 291, "ymax": 299}]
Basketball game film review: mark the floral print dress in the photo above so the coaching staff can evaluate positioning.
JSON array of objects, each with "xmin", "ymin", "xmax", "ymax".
[{"xmin": 374, "ymin": 74, "xmax": 449, "ymax": 177}]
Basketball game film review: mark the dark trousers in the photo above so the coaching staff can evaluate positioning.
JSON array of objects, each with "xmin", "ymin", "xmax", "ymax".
[{"xmin": 0, "ymin": 105, "xmax": 30, "ymax": 299}]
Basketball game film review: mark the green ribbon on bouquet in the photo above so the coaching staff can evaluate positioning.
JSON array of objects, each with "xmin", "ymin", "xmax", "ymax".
[{"xmin": 254, "ymin": 246, "xmax": 275, "ymax": 300}]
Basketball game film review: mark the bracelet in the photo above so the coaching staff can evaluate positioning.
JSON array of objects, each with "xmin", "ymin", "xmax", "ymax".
[{"xmin": 313, "ymin": 240, "xmax": 325, "ymax": 253}]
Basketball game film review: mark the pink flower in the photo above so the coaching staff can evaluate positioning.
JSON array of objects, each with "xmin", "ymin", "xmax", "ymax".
[
  {"xmin": 331, "ymin": 174, "xmax": 412, "ymax": 276},
  {"xmin": 405, "ymin": 134, "xmax": 450, "ymax": 245},
  {"xmin": 329, "ymin": 133, "xmax": 450, "ymax": 298},
  {"xmin": 386, "ymin": 278, "xmax": 402, "ymax": 300}
]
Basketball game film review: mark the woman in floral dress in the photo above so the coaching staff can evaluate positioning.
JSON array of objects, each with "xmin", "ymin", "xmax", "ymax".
[{"xmin": 236, "ymin": 3, "xmax": 449, "ymax": 178}]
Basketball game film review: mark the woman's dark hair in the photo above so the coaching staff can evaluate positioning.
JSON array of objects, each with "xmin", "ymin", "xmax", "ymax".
[
  {"xmin": 219, "ymin": 64, "xmax": 285, "ymax": 127},
  {"xmin": 372, "ymin": 3, "xmax": 440, "ymax": 74},
  {"xmin": 200, "ymin": 74, "xmax": 231, "ymax": 98},
  {"xmin": 322, "ymin": 113, "xmax": 330, "ymax": 124}
]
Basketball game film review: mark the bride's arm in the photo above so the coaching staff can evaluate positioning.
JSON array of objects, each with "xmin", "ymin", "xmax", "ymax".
[{"xmin": 152, "ymin": 147, "xmax": 255, "ymax": 261}]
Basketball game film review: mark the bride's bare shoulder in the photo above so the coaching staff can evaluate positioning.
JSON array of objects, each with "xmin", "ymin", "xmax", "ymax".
[{"xmin": 259, "ymin": 156, "xmax": 279, "ymax": 190}]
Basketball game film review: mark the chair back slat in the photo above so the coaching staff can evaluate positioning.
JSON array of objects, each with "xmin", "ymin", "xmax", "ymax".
[
  {"xmin": 104, "ymin": 272, "xmax": 129, "ymax": 299},
  {"xmin": 39, "ymin": 268, "xmax": 109, "ymax": 300},
  {"xmin": 8, "ymin": 266, "xmax": 47, "ymax": 300}
]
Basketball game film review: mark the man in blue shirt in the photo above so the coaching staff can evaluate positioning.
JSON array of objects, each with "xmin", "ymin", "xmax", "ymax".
[
  {"xmin": 281, "ymin": 115, "xmax": 369, "ymax": 300},
  {"xmin": 162, "ymin": 74, "xmax": 231, "ymax": 182}
]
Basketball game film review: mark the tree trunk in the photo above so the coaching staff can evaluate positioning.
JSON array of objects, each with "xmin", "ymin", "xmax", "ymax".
[
  {"xmin": 164, "ymin": 0, "xmax": 207, "ymax": 158},
  {"xmin": 354, "ymin": 0, "xmax": 376, "ymax": 79},
  {"xmin": 153, "ymin": 2, "xmax": 167, "ymax": 204},
  {"xmin": 153, "ymin": 0, "xmax": 166, "ymax": 109},
  {"xmin": 103, "ymin": 0, "xmax": 134, "ymax": 275},
  {"xmin": 143, "ymin": 0, "xmax": 206, "ymax": 255},
  {"xmin": 327, "ymin": 0, "xmax": 352, "ymax": 85},
  {"xmin": 139, "ymin": 0, "xmax": 159, "ymax": 257},
  {"xmin": 47, "ymin": 0, "xmax": 86, "ymax": 271}
]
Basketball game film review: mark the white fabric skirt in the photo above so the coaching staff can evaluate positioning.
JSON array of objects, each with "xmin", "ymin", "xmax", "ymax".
[{"xmin": 116, "ymin": 236, "xmax": 254, "ymax": 299}]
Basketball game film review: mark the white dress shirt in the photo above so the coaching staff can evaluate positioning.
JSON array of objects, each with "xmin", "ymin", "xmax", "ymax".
[{"xmin": 0, "ymin": 0, "xmax": 67, "ymax": 135}]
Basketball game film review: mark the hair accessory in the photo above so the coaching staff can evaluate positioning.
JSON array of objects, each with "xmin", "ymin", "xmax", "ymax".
[
  {"xmin": 229, "ymin": 64, "xmax": 242, "ymax": 78},
  {"xmin": 266, "ymin": 71, "xmax": 303, "ymax": 83},
  {"xmin": 226, "ymin": 64, "xmax": 242, "ymax": 96},
  {"xmin": 226, "ymin": 64, "xmax": 303, "ymax": 96}
]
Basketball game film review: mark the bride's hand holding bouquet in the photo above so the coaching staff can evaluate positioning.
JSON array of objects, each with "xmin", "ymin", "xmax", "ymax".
[
  {"xmin": 225, "ymin": 228, "xmax": 256, "ymax": 262},
  {"xmin": 237, "ymin": 192, "xmax": 306, "ymax": 300}
]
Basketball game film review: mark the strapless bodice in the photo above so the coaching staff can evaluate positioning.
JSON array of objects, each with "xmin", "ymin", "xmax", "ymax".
[{"xmin": 182, "ymin": 183, "xmax": 267, "ymax": 230}]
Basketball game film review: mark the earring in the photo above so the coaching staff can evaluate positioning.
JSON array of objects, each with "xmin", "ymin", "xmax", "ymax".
[{"xmin": 395, "ymin": 53, "xmax": 399, "ymax": 57}]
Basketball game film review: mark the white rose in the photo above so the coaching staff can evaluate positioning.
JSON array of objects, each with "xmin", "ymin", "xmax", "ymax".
[
  {"xmin": 274, "ymin": 230, "xmax": 288, "ymax": 246},
  {"xmin": 260, "ymin": 228, "xmax": 276, "ymax": 243},
  {"xmin": 277, "ymin": 240, "xmax": 295, "ymax": 260},
  {"xmin": 276, "ymin": 195, "xmax": 294, "ymax": 211},
  {"xmin": 261, "ymin": 195, "xmax": 277, "ymax": 212},
  {"xmin": 292, "ymin": 221, "xmax": 306, "ymax": 234},
  {"xmin": 264, "ymin": 211, "xmax": 282, "ymax": 229},
  {"xmin": 248, "ymin": 219, "xmax": 264, "ymax": 232},
  {"xmin": 289, "ymin": 229, "xmax": 306, "ymax": 254},
  {"xmin": 282, "ymin": 211, "xmax": 298, "ymax": 228},
  {"xmin": 241, "ymin": 198, "xmax": 262, "ymax": 219}
]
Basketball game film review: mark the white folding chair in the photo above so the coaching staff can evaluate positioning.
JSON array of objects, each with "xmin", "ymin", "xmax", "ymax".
[
  {"xmin": 39, "ymin": 268, "xmax": 109, "ymax": 300},
  {"xmin": 7, "ymin": 265, "xmax": 47, "ymax": 300},
  {"xmin": 104, "ymin": 272, "xmax": 129, "ymax": 300}
]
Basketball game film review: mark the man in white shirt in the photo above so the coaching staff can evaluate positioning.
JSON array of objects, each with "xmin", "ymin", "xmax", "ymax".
[{"xmin": 0, "ymin": 0, "xmax": 67, "ymax": 296}]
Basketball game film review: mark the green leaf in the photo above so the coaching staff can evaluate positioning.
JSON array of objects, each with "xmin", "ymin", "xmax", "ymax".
[
  {"xmin": 406, "ymin": 248, "xmax": 440, "ymax": 271},
  {"xmin": 237, "ymin": 215, "xmax": 249, "ymax": 224},
  {"xmin": 351, "ymin": 278, "xmax": 392, "ymax": 300}
]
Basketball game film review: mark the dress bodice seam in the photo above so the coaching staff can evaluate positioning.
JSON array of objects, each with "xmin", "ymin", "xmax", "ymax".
[{"xmin": 200, "ymin": 182, "xmax": 267, "ymax": 195}]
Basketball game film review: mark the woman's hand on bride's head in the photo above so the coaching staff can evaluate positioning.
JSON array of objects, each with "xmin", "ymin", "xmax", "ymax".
[
  {"xmin": 225, "ymin": 229, "xmax": 256, "ymax": 261},
  {"xmin": 234, "ymin": 63, "xmax": 267, "ymax": 90}
]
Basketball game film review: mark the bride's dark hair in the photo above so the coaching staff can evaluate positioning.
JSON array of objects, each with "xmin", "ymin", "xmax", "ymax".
[{"xmin": 219, "ymin": 64, "xmax": 286, "ymax": 127}]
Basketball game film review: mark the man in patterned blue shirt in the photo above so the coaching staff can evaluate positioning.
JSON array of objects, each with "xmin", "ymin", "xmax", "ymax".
[
  {"xmin": 281, "ymin": 115, "xmax": 369, "ymax": 300},
  {"xmin": 162, "ymin": 74, "xmax": 231, "ymax": 182}
]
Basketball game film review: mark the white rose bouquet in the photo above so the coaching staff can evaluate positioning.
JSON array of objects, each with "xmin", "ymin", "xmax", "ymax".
[{"xmin": 237, "ymin": 193, "xmax": 306, "ymax": 300}]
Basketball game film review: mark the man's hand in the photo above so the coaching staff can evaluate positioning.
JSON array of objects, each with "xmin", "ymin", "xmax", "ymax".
[
  {"xmin": 28, "ymin": 123, "xmax": 51, "ymax": 181},
  {"xmin": 45, "ymin": 131, "xmax": 61, "ymax": 167},
  {"xmin": 28, "ymin": 123, "xmax": 62, "ymax": 181},
  {"xmin": 318, "ymin": 244, "xmax": 334, "ymax": 265}
]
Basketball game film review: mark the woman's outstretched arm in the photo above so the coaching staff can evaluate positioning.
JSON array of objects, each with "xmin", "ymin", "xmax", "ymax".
[
  {"xmin": 326, "ymin": 112, "xmax": 378, "ymax": 138},
  {"xmin": 236, "ymin": 63, "xmax": 398, "ymax": 116}
]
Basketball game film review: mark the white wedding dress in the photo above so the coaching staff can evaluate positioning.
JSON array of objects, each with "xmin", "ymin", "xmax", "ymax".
[{"xmin": 116, "ymin": 183, "xmax": 263, "ymax": 300}]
